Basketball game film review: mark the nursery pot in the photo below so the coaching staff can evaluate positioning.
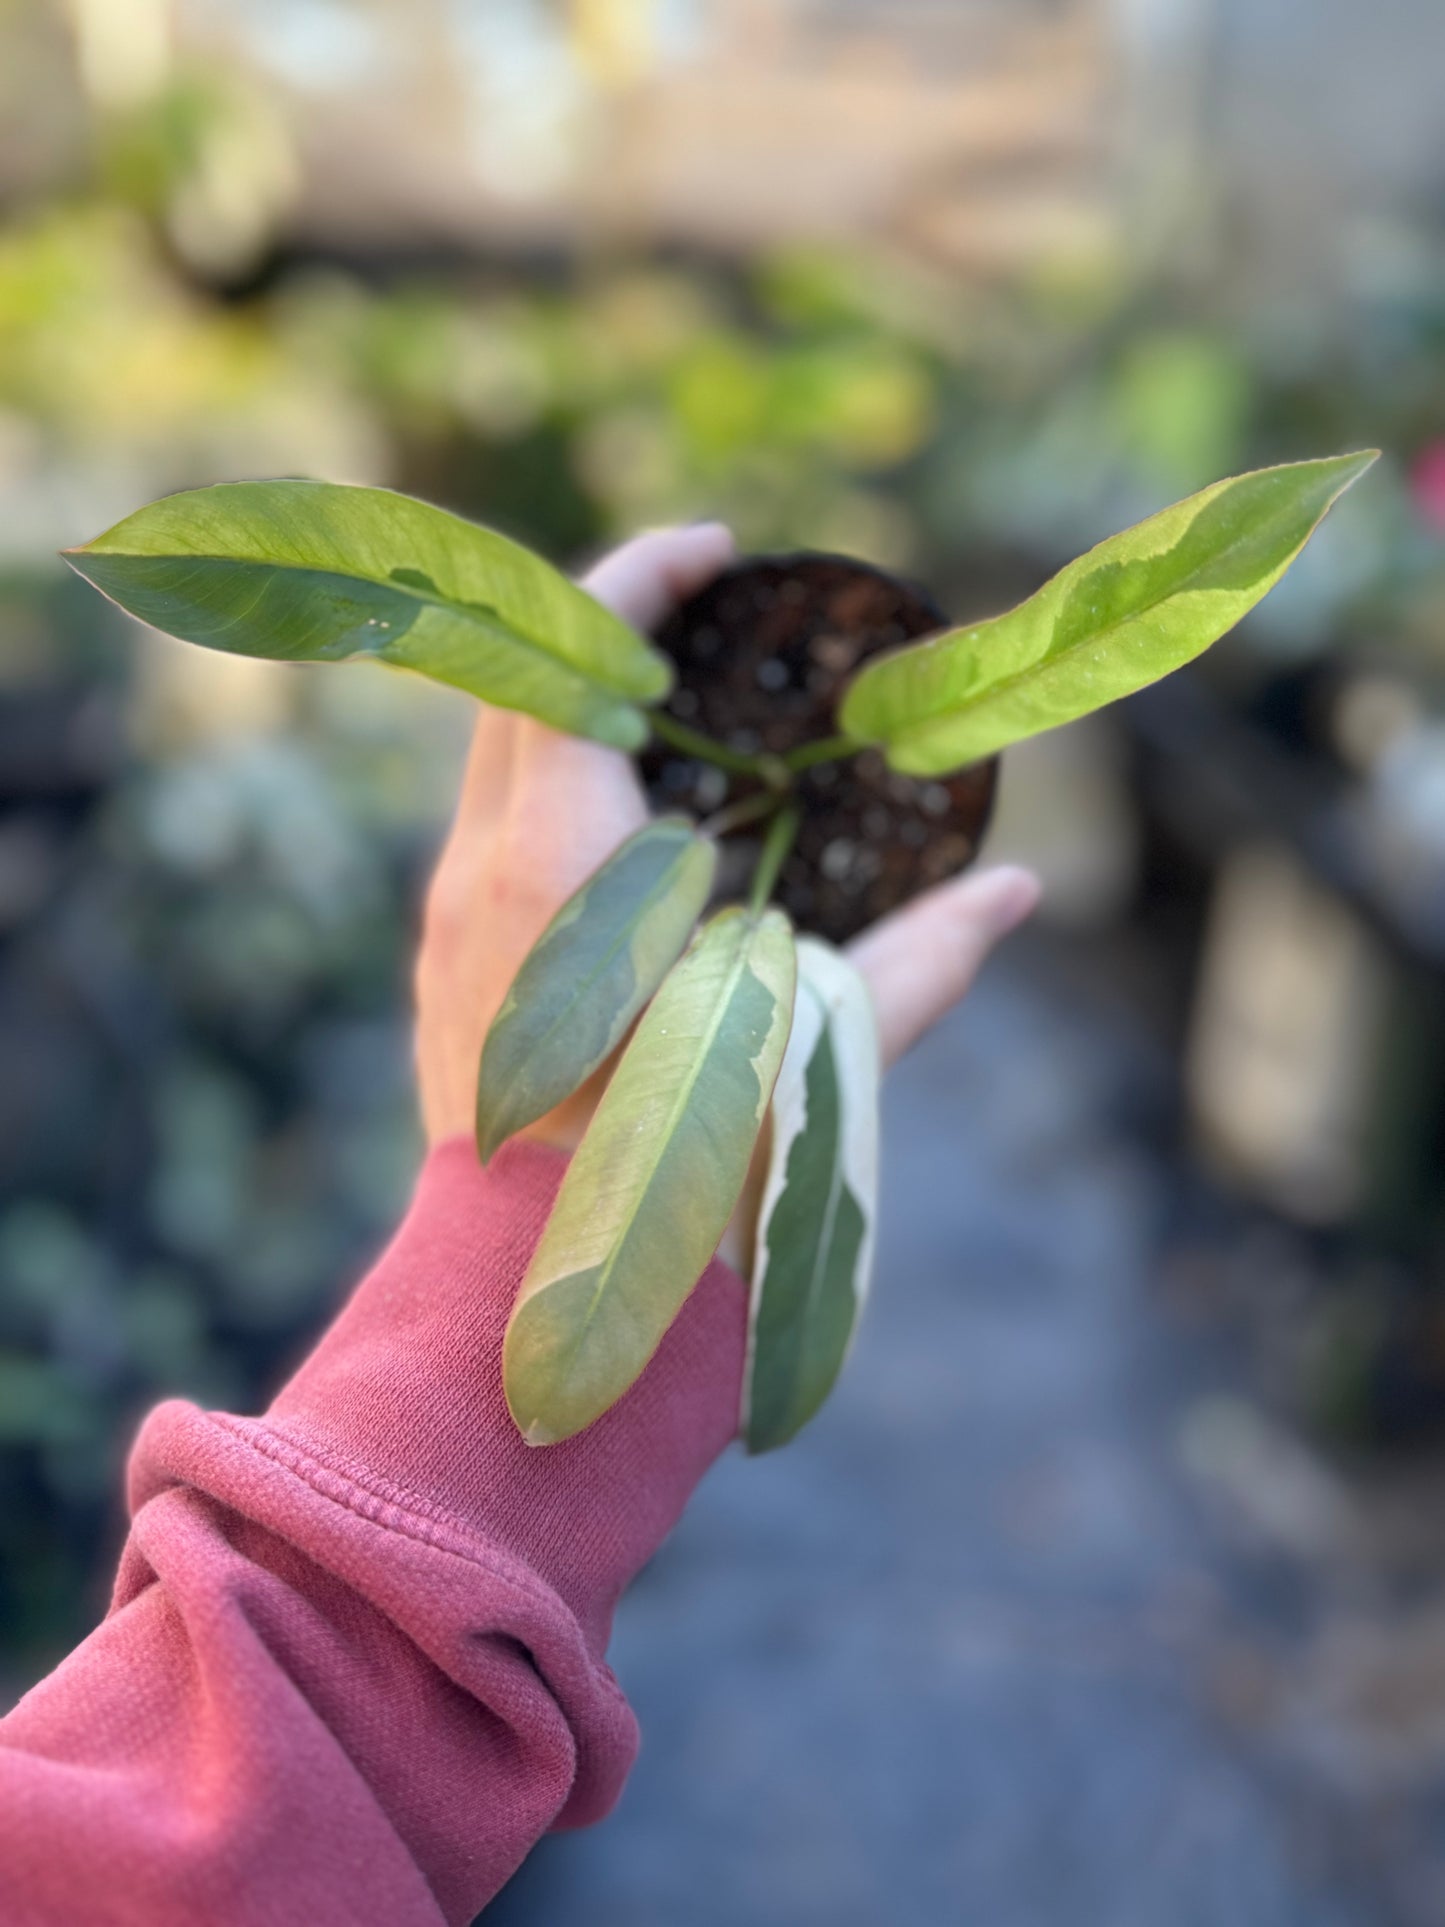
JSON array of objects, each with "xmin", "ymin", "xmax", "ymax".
[{"xmin": 640, "ymin": 553, "xmax": 998, "ymax": 944}]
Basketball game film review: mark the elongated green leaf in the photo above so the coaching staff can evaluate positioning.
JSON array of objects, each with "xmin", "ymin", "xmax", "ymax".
[
  {"xmin": 839, "ymin": 452, "xmax": 1378, "ymax": 775},
  {"xmin": 743, "ymin": 939, "xmax": 879, "ymax": 1454},
  {"xmin": 476, "ymin": 818, "xmax": 717, "ymax": 1164},
  {"xmin": 504, "ymin": 906, "xmax": 797, "ymax": 1445},
  {"xmin": 64, "ymin": 480, "xmax": 672, "ymax": 749}
]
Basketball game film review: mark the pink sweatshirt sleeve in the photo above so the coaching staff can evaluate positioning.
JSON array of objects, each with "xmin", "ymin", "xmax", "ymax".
[{"xmin": 0, "ymin": 1138, "xmax": 748, "ymax": 1926}]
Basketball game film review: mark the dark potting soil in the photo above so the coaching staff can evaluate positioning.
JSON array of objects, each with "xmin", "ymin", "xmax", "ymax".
[{"xmin": 640, "ymin": 553, "xmax": 998, "ymax": 944}]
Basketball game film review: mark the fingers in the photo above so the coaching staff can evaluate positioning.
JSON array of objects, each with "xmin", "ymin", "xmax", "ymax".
[
  {"xmin": 847, "ymin": 865, "xmax": 1041, "ymax": 1070},
  {"xmin": 582, "ymin": 523, "xmax": 735, "ymax": 631},
  {"xmin": 448, "ymin": 704, "xmax": 517, "ymax": 843},
  {"xmin": 510, "ymin": 526, "xmax": 737, "ymax": 811}
]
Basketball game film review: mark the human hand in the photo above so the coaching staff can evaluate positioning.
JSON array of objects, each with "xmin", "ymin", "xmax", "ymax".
[{"xmin": 414, "ymin": 524, "xmax": 1041, "ymax": 1156}]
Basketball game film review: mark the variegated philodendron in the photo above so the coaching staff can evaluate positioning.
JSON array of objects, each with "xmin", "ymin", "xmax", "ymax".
[{"xmin": 67, "ymin": 452, "xmax": 1379, "ymax": 1446}]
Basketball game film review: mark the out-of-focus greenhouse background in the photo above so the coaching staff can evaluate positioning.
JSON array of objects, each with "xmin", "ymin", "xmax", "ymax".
[{"xmin": 1, "ymin": 1, "xmax": 1444, "ymax": 1920}]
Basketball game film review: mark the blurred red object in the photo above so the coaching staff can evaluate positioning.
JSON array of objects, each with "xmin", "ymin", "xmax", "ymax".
[{"xmin": 1410, "ymin": 442, "xmax": 1445, "ymax": 533}]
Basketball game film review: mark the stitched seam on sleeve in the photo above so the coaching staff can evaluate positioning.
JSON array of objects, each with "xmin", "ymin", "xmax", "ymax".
[
  {"xmin": 206, "ymin": 1412, "xmax": 560, "ymax": 1611},
  {"xmin": 232, "ymin": 1414, "xmax": 517, "ymax": 1550},
  {"xmin": 194, "ymin": 1411, "xmax": 630, "ymax": 1715}
]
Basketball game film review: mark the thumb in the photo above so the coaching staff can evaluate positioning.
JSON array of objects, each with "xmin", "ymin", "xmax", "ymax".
[
  {"xmin": 581, "ymin": 522, "xmax": 735, "ymax": 631},
  {"xmin": 846, "ymin": 865, "xmax": 1041, "ymax": 1069}
]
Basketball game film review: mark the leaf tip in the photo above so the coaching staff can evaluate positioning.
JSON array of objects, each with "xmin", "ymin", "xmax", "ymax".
[
  {"xmin": 473, "ymin": 1091, "xmax": 493, "ymax": 1163},
  {"xmin": 502, "ymin": 1329, "xmax": 574, "ymax": 1447},
  {"xmin": 475, "ymin": 1112, "xmax": 526, "ymax": 1167},
  {"xmin": 504, "ymin": 1385, "xmax": 571, "ymax": 1448},
  {"xmin": 1334, "ymin": 447, "xmax": 1381, "ymax": 487},
  {"xmin": 741, "ymin": 1416, "xmax": 796, "ymax": 1456},
  {"xmin": 474, "ymin": 1103, "xmax": 506, "ymax": 1165}
]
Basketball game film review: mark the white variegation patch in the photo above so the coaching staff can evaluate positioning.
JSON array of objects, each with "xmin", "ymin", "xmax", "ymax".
[{"xmin": 742, "ymin": 937, "xmax": 879, "ymax": 1452}]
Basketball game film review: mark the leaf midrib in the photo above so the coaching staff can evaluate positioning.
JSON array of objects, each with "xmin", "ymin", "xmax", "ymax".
[
  {"xmin": 876, "ymin": 485, "xmax": 1333, "ymax": 755},
  {"xmin": 560, "ymin": 916, "xmax": 759, "ymax": 1359}
]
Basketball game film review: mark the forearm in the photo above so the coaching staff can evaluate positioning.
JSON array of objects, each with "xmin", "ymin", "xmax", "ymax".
[{"xmin": 0, "ymin": 1140, "xmax": 747, "ymax": 1926}]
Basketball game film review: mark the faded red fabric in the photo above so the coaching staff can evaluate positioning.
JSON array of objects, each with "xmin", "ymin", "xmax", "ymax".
[{"xmin": 0, "ymin": 1137, "xmax": 748, "ymax": 1925}]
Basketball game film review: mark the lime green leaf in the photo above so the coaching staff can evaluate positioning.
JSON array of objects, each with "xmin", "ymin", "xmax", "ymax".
[
  {"xmin": 743, "ymin": 939, "xmax": 879, "ymax": 1454},
  {"xmin": 476, "ymin": 819, "xmax": 717, "ymax": 1164},
  {"xmin": 64, "ymin": 480, "xmax": 672, "ymax": 748},
  {"xmin": 504, "ymin": 906, "xmax": 797, "ymax": 1445},
  {"xmin": 838, "ymin": 452, "xmax": 1378, "ymax": 775}
]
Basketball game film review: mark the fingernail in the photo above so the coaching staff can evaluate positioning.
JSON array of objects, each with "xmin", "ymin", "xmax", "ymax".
[{"xmin": 964, "ymin": 864, "xmax": 1042, "ymax": 939}]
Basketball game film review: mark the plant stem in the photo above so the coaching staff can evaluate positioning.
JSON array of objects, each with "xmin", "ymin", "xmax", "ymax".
[
  {"xmin": 748, "ymin": 805, "xmax": 800, "ymax": 916},
  {"xmin": 783, "ymin": 733, "xmax": 858, "ymax": 774},
  {"xmin": 650, "ymin": 711, "xmax": 769, "ymax": 780},
  {"xmin": 700, "ymin": 788, "xmax": 782, "ymax": 839}
]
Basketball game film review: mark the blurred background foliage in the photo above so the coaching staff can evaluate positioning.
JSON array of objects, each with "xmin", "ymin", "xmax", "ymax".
[{"xmin": 0, "ymin": 0, "xmax": 1443, "ymax": 1745}]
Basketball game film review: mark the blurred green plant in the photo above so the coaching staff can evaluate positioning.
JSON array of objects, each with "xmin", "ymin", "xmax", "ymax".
[{"xmin": 0, "ymin": 565, "xmax": 445, "ymax": 1677}]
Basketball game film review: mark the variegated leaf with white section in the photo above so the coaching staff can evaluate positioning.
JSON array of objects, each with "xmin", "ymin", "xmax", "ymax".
[{"xmin": 743, "ymin": 937, "xmax": 880, "ymax": 1454}]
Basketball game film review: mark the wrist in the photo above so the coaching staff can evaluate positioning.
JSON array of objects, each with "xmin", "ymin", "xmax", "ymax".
[{"xmin": 265, "ymin": 1137, "xmax": 747, "ymax": 1651}]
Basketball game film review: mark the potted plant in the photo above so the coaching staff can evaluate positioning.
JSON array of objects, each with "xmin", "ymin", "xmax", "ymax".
[{"xmin": 64, "ymin": 450, "xmax": 1376, "ymax": 1450}]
